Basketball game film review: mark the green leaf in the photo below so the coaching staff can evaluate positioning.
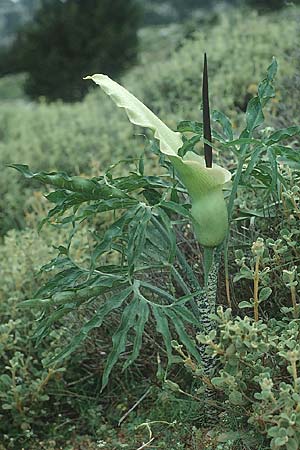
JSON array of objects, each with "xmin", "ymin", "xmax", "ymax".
[
  {"xmin": 47, "ymin": 286, "xmax": 133, "ymax": 367},
  {"xmin": 127, "ymin": 205, "xmax": 152, "ymax": 271},
  {"xmin": 80, "ymin": 198, "xmax": 138, "ymax": 218},
  {"xmin": 238, "ymin": 301, "xmax": 253, "ymax": 309},
  {"xmin": 159, "ymin": 201, "xmax": 191, "ymax": 218},
  {"xmin": 286, "ymin": 438, "xmax": 299, "ymax": 450},
  {"xmin": 172, "ymin": 304, "xmax": 199, "ymax": 327},
  {"xmin": 154, "ymin": 207, "xmax": 177, "ymax": 264},
  {"xmin": 123, "ymin": 297, "xmax": 149, "ymax": 370},
  {"xmin": 228, "ymin": 390, "xmax": 246, "ymax": 406},
  {"xmin": 91, "ymin": 205, "xmax": 140, "ymax": 265},
  {"xmin": 140, "ymin": 281, "xmax": 175, "ymax": 304},
  {"xmin": 238, "ymin": 206, "xmax": 277, "ymax": 219},
  {"xmin": 258, "ymin": 58, "xmax": 277, "ymax": 106},
  {"xmin": 0, "ymin": 374, "xmax": 12, "ymax": 388},
  {"xmin": 211, "ymin": 376, "xmax": 225, "ymax": 388},
  {"xmin": 175, "ymin": 250, "xmax": 202, "ymax": 294},
  {"xmin": 164, "ymin": 380, "xmax": 180, "ymax": 392},
  {"xmin": 246, "ymin": 97, "xmax": 264, "ymax": 133},
  {"xmin": 2, "ymin": 404, "xmax": 12, "ymax": 410},
  {"xmin": 177, "ymin": 120, "xmax": 224, "ymax": 143},
  {"xmin": 258, "ymin": 80, "xmax": 275, "ymax": 105},
  {"xmin": 34, "ymin": 304, "xmax": 76, "ymax": 344},
  {"xmin": 102, "ymin": 294, "xmax": 139, "ymax": 389},
  {"xmin": 274, "ymin": 436, "xmax": 288, "ymax": 447},
  {"xmin": 222, "ymin": 137, "xmax": 261, "ymax": 147},
  {"xmin": 20, "ymin": 298, "xmax": 51, "ymax": 308},
  {"xmin": 266, "ymin": 57, "xmax": 278, "ymax": 81},
  {"xmin": 35, "ymin": 266, "xmax": 84, "ymax": 298},
  {"xmin": 259, "ymin": 287, "xmax": 272, "ymax": 303},
  {"xmin": 177, "ymin": 135, "xmax": 201, "ymax": 157},
  {"xmin": 177, "ymin": 120, "xmax": 203, "ymax": 134},
  {"xmin": 212, "ymin": 110, "xmax": 233, "ymax": 141},
  {"xmin": 152, "ymin": 305, "xmax": 173, "ymax": 362},
  {"xmin": 243, "ymin": 146, "xmax": 265, "ymax": 180},
  {"xmin": 216, "ymin": 431, "xmax": 240, "ymax": 443},
  {"xmin": 273, "ymin": 145, "xmax": 300, "ymax": 170},
  {"xmin": 9, "ymin": 164, "xmax": 127, "ymax": 199},
  {"xmin": 165, "ymin": 309, "xmax": 201, "ymax": 363},
  {"xmin": 51, "ymin": 276, "xmax": 125, "ymax": 305},
  {"xmin": 266, "ymin": 126, "xmax": 300, "ymax": 145},
  {"xmin": 233, "ymin": 266, "xmax": 254, "ymax": 282}
]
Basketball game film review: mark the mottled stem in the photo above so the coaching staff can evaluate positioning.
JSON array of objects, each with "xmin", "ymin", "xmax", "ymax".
[{"xmin": 197, "ymin": 250, "xmax": 220, "ymax": 425}]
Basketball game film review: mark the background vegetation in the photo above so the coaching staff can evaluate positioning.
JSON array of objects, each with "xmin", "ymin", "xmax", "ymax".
[{"xmin": 0, "ymin": 1, "xmax": 300, "ymax": 449}]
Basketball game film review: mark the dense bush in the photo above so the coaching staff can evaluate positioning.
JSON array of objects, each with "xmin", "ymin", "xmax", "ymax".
[
  {"xmin": 0, "ymin": 226, "xmax": 148, "ymax": 448},
  {"xmin": 124, "ymin": 7, "xmax": 298, "ymax": 120},
  {"xmin": 6, "ymin": 0, "xmax": 141, "ymax": 101},
  {"xmin": 197, "ymin": 308, "xmax": 300, "ymax": 449}
]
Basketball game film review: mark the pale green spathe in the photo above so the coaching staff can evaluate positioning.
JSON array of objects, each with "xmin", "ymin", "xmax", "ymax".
[{"xmin": 85, "ymin": 74, "xmax": 231, "ymax": 247}]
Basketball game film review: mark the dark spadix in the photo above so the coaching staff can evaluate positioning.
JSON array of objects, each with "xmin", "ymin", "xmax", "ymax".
[{"xmin": 202, "ymin": 53, "xmax": 213, "ymax": 169}]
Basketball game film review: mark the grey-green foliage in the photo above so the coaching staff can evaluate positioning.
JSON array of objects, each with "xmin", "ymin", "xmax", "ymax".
[
  {"xmin": 0, "ymin": 224, "xmax": 130, "ymax": 446},
  {"xmin": 198, "ymin": 308, "xmax": 300, "ymax": 450},
  {"xmin": 0, "ymin": 227, "xmax": 68, "ymax": 441},
  {"xmin": 124, "ymin": 7, "xmax": 299, "ymax": 122},
  {"xmin": 0, "ymin": 93, "xmax": 134, "ymax": 233}
]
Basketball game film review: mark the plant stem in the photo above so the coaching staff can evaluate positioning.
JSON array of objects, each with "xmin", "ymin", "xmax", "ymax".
[
  {"xmin": 291, "ymin": 359, "xmax": 298, "ymax": 392},
  {"xmin": 225, "ymin": 275, "xmax": 232, "ymax": 309},
  {"xmin": 291, "ymin": 285, "xmax": 298, "ymax": 319},
  {"xmin": 197, "ymin": 252, "xmax": 220, "ymax": 355},
  {"xmin": 196, "ymin": 248, "xmax": 221, "ymax": 425},
  {"xmin": 253, "ymin": 255, "xmax": 260, "ymax": 322},
  {"xmin": 37, "ymin": 368, "xmax": 55, "ymax": 393}
]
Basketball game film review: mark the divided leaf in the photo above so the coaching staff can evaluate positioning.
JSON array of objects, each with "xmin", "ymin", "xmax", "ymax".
[
  {"xmin": 122, "ymin": 298, "xmax": 149, "ymax": 370},
  {"xmin": 48, "ymin": 286, "xmax": 133, "ymax": 368},
  {"xmin": 102, "ymin": 293, "xmax": 139, "ymax": 389}
]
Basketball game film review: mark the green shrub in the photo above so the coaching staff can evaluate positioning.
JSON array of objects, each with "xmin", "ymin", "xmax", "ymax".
[
  {"xmin": 124, "ymin": 7, "xmax": 298, "ymax": 121},
  {"xmin": 197, "ymin": 307, "xmax": 300, "ymax": 450},
  {"xmin": 0, "ymin": 226, "xmax": 109, "ymax": 446},
  {"xmin": 0, "ymin": 228, "xmax": 65, "ymax": 443},
  {"xmin": 0, "ymin": 95, "xmax": 135, "ymax": 234}
]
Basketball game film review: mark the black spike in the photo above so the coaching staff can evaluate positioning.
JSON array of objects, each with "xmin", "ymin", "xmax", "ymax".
[{"xmin": 202, "ymin": 53, "xmax": 212, "ymax": 168}]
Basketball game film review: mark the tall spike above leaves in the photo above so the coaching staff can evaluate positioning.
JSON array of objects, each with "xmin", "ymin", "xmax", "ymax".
[{"xmin": 202, "ymin": 53, "xmax": 212, "ymax": 168}]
